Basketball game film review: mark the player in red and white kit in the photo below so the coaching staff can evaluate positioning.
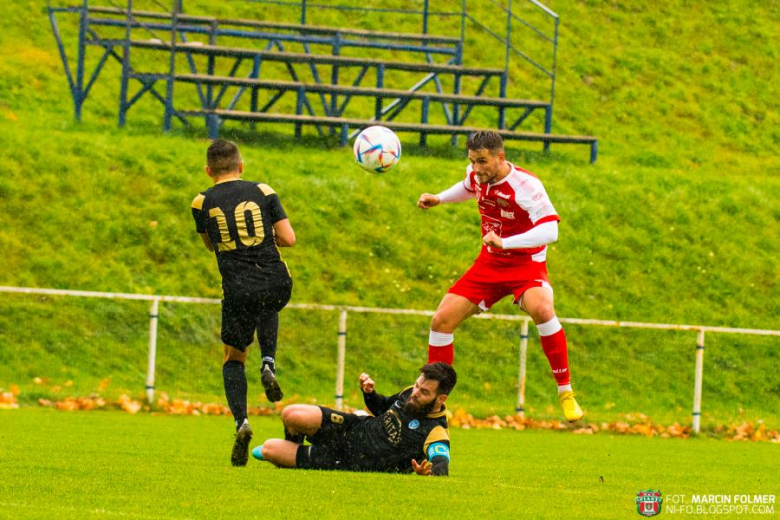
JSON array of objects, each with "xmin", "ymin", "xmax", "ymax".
[{"xmin": 417, "ymin": 130, "xmax": 583, "ymax": 422}]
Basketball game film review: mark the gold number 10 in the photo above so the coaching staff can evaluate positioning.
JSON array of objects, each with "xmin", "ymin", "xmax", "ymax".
[{"xmin": 208, "ymin": 201, "xmax": 264, "ymax": 251}]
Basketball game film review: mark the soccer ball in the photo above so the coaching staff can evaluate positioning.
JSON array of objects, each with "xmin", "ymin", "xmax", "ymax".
[{"xmin": 353, "ymin": 126, "xmax": 401, "ymax": 173}]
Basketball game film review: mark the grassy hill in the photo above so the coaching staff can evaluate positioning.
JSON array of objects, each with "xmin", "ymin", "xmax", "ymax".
[{"xmin": 0, "ymin": 0, "xmax": 777, "ymax": 429}]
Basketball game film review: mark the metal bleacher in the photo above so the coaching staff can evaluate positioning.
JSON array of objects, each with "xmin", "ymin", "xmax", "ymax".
[{"xmin": 48, "ymin": 1, "xmax": 598, "ymax": 162}]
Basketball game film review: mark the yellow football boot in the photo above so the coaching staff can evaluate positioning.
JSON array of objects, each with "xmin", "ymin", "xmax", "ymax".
[{"xmin": 558, "ymin": 391, "xmax": 583, "ymax": 422}]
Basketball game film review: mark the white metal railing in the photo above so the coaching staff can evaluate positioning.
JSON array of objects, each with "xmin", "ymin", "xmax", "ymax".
[{"xmin": 2, "ymin": 285, "xmax": 778, "ymax": 433}]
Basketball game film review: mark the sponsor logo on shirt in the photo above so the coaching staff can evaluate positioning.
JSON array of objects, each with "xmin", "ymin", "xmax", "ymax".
[
  {"xmin": 408, "ymin": 419, "xmax": 420, "ymax": 429},
  {"xmin": 382, "ymin": 409, "xmax": 403, "ymax": 446},
  {"xmin": 500, "ymin": 209, "xmax": 515, "ymax": 219},
  {"xmin": 532, "ymin": 192, "xmax": 544, "ymax": 201},
  {"xmin": 496, "ymin": 191, "xmax": 511, "ymax": 199}
]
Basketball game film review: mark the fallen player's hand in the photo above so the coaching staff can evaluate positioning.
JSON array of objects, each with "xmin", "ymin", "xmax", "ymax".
[
  {"xmin": 482, "ymin": 231, "xmax": 504, "ymax": 249},
  {"xmin": 358, "ymin": 373, "xmax": 375, "ymax": 393},
  {"xmin": 417, "ymin": 193, "xmax": 440, "ymax": 209},
  {"xmin": 411, "ymin": 459, "xmax": 432, "ymax": 476}
]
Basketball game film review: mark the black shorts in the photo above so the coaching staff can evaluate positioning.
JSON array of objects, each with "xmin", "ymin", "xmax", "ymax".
[
  {"xmin": 220, "ymin": 262, "xmax": 293, "ymax": 350},
  {"xmin": 295, "ymin": 407, "xmax": 365, "ymax": 470}
]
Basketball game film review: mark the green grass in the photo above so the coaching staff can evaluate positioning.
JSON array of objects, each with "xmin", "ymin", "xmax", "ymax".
[
  {"xmin": 1, "ymin": 408, "xmax": 778, "ymax": 519},
  {"xmin": 0, "ymin": 0, "xmax": 778, "ymax": 430}
]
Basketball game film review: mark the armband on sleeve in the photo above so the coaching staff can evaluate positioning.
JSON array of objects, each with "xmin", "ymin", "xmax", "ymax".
[
  {"xmin": 426, "ymin": 441, "xmax": 450, "ymax": 461},
  {"xmin": 427, "ymin": 441, "xmax": 450, "ymax": 476},
  {"xmin": 436, "ymin": 181, "xmax": 473, "ymax": 204}
]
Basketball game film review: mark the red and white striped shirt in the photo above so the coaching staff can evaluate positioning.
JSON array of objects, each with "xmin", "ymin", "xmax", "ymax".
[{"xmin": 464, "ymin": 162, "xmax": 560, "ymax": 262}]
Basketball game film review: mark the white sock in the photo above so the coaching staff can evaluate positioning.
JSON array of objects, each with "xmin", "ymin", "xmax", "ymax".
[
  {"xmin": 558, "ymin": 384, "xmax": 572, "ymax": 394},
  {"xmin": 428, "ymin": 330, "xmax": 454, "ymax": 346}
]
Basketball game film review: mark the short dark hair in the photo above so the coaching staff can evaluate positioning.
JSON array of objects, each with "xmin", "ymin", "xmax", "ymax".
[
  {"xmin": 207, "ymin": 139, "xmax": 241, "ymax": 174},
  {"xmin": 467, "ymin": 130, "xmax": 504, "ymax": 155},
  {"xmin": 420, "ymin": 362, "xmax": 457, "ymax": 396}
]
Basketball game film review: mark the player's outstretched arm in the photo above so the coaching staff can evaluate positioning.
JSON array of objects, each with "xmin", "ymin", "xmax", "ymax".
[
  {"xmin": 417, "ymin": 193, "xmax": 441, "ymax": 209},
  {"xmin": 421, "ymin": 180, "xmax": 475, "ymax": 210}
]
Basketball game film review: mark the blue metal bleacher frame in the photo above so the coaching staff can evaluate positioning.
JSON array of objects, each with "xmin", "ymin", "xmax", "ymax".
[{"xmin": 47, "ymin": 0, "xmax": 598, "ymax": 162}]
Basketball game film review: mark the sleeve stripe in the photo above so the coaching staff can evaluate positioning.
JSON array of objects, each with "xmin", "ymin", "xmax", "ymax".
[
  {"xmin": 257, "ymin": 183, "xmax": 276, "ymax": 196},
  {"xmin": 423, "ymin": 425, "xmax": 449, "ymax": 453},
  {"xmin": 191, "ymin": 193, "xmax": 206, "ymax": 210},
  {"xmin": 534, "ymin": 214, "xmax": 560, "ymax": 226}
]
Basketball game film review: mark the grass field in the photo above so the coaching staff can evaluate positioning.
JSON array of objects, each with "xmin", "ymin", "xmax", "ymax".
[
  {"xmin": 0, "ymin": 409, "xmax": 777, "ymax": 519},
  {"xmin": 0, "ymin": 2, "xmax": 778, "ymax": 517}
]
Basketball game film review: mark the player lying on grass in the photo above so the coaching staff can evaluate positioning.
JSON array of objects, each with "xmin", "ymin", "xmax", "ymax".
[{"xmin": 253, "ymin": 363, "xmax": 456, "ymax": 476}]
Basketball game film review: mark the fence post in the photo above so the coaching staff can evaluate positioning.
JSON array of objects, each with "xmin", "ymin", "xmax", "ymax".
[
  {"xmin": 692, "ymin": 329, "xmax": 705, "ymax": 433},
  {"xmin": 146, "ymin": 298, "xmax": 160, "ymax": 403},
  {"xmin": 516, "ymin": 319, "xmax": 529, "ymax": 417},
  {"xmin": 118, "ymin": 0, "xmax": 133, "ymax": 127},
  {"xmin": 335, "ymin": 309, "xmax": 348, "ymax": 411}
]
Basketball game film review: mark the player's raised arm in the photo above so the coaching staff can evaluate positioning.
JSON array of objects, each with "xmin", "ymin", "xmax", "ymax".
[
  {"xmin": 358, "ymin": 373, "xmax": 375, "ymax": 393},
  {"xmin": 360, "ymin": 374, "xmax": 398, "ymax": 416}
]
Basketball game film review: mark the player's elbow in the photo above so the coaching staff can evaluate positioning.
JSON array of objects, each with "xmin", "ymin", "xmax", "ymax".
[
  {"xmin": 274, "ymin": 220, "xmax": 296, "ymax": 247},
  {"xmin": 544, "ymin": 221, "xmax": 559, "ymax": 244},
  {"xmin": 279, "ymin": 232, "xmax": 296, "ymax": 247}
]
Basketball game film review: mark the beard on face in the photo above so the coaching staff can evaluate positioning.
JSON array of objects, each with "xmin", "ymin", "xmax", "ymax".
[{"xmin": 404, "ymin": 395, "xmax": 438, "ymax": 417}]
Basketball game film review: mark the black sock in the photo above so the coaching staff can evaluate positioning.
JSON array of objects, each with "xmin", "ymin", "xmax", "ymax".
[
  {"xmin": 223, "ymin": 360, "xmax": 247, "ymax": 430},
  {"xmin": 256, "ymin": 312, "xmax": 279, "ymax": 361}
]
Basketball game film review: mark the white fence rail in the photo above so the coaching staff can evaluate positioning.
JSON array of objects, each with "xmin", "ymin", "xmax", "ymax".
[{"xmin": 2, "ymin": 285, "xmax": 779, "ymax": 433}]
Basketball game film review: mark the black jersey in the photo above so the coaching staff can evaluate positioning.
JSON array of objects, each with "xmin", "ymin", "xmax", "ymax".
[
  {"xmin": 347, "ymin": 387, "xmax": 450, "ymax": 473},
  {"xmin": 191, "ymin": 180, "xmax": 288, "ymax": 292}
]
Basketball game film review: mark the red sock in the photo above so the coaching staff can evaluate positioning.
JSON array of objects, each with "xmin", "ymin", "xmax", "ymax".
[
  {"xmin": 538, "ymin": 319, "xmax": 570, "ymax": 386},
  {"xmin": 428, "ymin": 331, "xmax": 454, "ymax": 365}
]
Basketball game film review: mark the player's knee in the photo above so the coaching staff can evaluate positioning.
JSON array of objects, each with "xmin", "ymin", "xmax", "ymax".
[
  {"xmin": 281, "ymin": 405, "xmax": 305, "ymax": 425},
  {"xmin": 530, "ymin": 303, "xmax": 556, "ymax": 324},
  {"xmin": 223, "ymin": 344, "xmax": 248, "ymax": 363},
  {"xmin": 261, "ymin": 440, "xmax": 282, "ymax": 461},
  {"xmin": 431, "ymin": 312, "xmax": 456, "ymax": 333}
]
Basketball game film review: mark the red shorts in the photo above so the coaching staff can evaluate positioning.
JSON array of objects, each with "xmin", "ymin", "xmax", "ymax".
[{"xmin": 448, "ymin": 253, "xmax": 551, "ymax": 311}]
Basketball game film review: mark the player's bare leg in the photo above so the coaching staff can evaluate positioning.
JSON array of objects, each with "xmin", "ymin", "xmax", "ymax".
[
  {"xmin": 256, "ymin": 439, "xmax": 300, "ymax": 467},
  {"xmin": 253, "ymin": 405, "xmax": 324, "ymax": 465},
  {"xmin": 428, "ymin": 293, "xmax": 480, "ymax": 364},
  {"xmin": 280, "ymin": 404, "xmax": 324, "ymax": 437},
  {"xmin": 224, "ymin": 344, "xmax": 253, "ymax": 466},
  {"xmin": 521, "ymin": 287, "xmax": 583, "ymax": 422}
]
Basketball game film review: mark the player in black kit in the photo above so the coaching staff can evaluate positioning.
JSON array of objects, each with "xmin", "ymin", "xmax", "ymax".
[
  {"xmin": 253, "ymin": 363, "xmax": 457, "ymax": 476},
  {"xmin": 191, "ymin": 139, "xmax": 296, "ymax": 466}
]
